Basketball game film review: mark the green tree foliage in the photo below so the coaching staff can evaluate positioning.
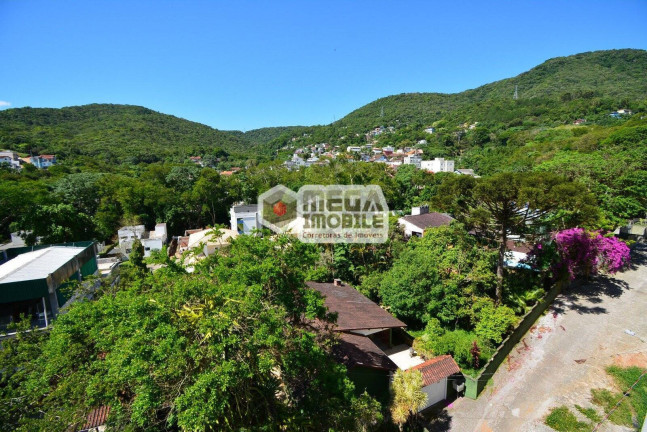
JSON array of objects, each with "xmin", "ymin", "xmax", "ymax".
[
  {"xmin": 0, "ymin": 235, "xmax": 380, "ymax": 431},
  {"xmin": 374, "ymin": 224, "xmax": 496, "ymax": 327},
  {"xmin": 129, "ymin": 238, "xmax": 146, "ymax": 273},
  {"xmin": 435, "ymin": 171, "xmax": 599, "ymax": 303},
  {"xmin": 390, "ymin": 369, "xmax": 427, "ymax": 430}
]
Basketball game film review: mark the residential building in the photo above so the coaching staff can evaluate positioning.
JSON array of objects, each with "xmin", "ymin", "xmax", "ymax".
[
  {"xmin": 410, "ymin": 355, "xmax": 461, "ymax": 410},
  {"xmin": 424, "ymin": 127, "xmax": 436, "ymax": 134},
  {"xmin": 398, "ymin": 206, "xmax": 454, "ymax": 237},
  {"xmin": 383, "ymin": 146, "xmax": 395, "ymax": 155},
  {"xmin": 420, "ymin": 158, "xmax": 454, "ymax": 173},
  {"xmin": 403, "ymin": 155, "xmax": 422, "ymax": 168},
  {"xmin": 503, "ymin": 239, "xmax": 532, "ymax": 269},
  {"xmin": 0, "ymin": 150, "xmax": 21, "ymax": 169},
  {"xmin": 230, "ymin": 204, "xmax": 260, "ymax": 234},
  {"xmin": 118, "ymin": 223, "xmax": 167, "ymax": 257},
  {"xmin": 307, "ymin": 280, "xmax": 462, "ymax": 405},
  {"xmin": 187, "ymin": 228, "xmax": 238, "ymax": 257},
  {"xmin": 346, "ymin": 146, "xmax": 362, "ymax": 153},
  {"xmin": 0, "ymin": 242, "xmax": 97, "ymax": 334},
  {"xmin": 189, "ymin": 156, "xmax": 204, "ymax": 166},
  {"xmin": 30, "ymin": 155, "xmax": 57, "ymax": 169}
]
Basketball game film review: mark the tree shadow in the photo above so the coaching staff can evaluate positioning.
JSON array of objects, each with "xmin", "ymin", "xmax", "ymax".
[
  {"xmin": 549, "ymin": 274, "xmax": 631, "ymax": 315},
  {"xmin": 407, "ymin": 408, "xmax": 452, "ymax": 432},
  {"xmin": 628, "ymin": 242, "xmax": 647, "ymax": 269}
]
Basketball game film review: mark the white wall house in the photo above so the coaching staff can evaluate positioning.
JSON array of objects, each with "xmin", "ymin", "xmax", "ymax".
[
  {"xmin": 403, "ymin": 155, "xmax": 422, "ymax": 168},
  {"xmin": 118, "ymin": 223, "xmax": 167, "ymax": 257},
  {"xmin": 230, "ymin": 204, "xmax": 260, "ymax": 235},
  {"xmin": 346, "ymin": 146, "xmax": 361, "ymax": 153},
  {"xmin": 0, "ymin": 151, "xmax": 21, "ymax": 169},
  {"xmin": 398, "ymin": 206, "xmax": 454, "ymax": 238},
  {"xmin": 420, "ymin": 158, "xmax": 454, "ymax": 173},
  {"xmin": 409, "ymin": 355, "xmax": 461, "ymax": 410}
]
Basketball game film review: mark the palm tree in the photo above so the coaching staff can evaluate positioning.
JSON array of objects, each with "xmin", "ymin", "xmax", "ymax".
[{"xmin": 390, "ymin": 369, "xmax": 427, "ymax": 430}]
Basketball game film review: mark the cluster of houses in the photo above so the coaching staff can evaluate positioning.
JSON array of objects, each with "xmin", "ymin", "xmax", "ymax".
[
  {"xmin": 0, "ymin": 150, "xmax": 57, "ymax": 170},
  {"xmin": 285, "ymin": 143, "xmax": 477, "ymax": 176}
]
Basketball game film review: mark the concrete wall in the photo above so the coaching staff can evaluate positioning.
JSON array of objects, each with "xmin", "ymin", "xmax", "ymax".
[{"xmin": 464, "ymin": 277, "xmax": 567, "ymax": 399}]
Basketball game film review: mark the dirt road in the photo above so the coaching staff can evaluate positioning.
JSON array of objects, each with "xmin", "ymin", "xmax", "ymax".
[{"xmin": 444, "ymin": 246, "xmax": 647, "ymax": 432}]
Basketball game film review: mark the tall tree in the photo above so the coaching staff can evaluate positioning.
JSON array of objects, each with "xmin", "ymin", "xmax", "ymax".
[{"xmin": 435, "ymin": 172, "xmax": 599, "ymax": 303}]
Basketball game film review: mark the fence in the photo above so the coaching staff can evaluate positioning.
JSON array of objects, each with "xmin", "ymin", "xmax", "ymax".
[{"xmin": 464, "ymin": 277, "xmax": 569, "ymax": 399}]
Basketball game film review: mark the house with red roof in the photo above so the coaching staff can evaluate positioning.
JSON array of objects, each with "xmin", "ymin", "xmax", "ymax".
[{"xmin": 307, "ymin": 280, "xmax": 463, "ymax": 406}]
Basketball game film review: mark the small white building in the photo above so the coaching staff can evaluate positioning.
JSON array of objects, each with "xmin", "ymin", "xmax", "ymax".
[
  {"xmin": 187, "ymin": 228, "xmax": 238, "ymax": 257},
  {"xmin": 420, "ymin": 158, "xmax": 454, "ymax": 173},
  {"xmin": 346, "ymin": 146, "xmax": 362, "ymax": 153},
  {"xmin": 403, "ymin": 155, "xmax": 422, "ymax": 168},
  {"xmin": 118, "ymin": 223, "xmax": 167, "ymax": 257},
  {"xmin": 230, "ymin": 204, "xmax": 260, "ymax": 235},
  {"xmin": 408, "ymin": 355, "xmax": 461, "ymax": 410}
]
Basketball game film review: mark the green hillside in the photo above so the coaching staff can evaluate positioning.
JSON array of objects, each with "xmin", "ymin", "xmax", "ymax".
[
  {"xmin": 336, "ymin": 49, "xmax": 647, "ymax": 130},
  {"xmin": 0, "ymin": 104, "xmax": 249, "ymax": 164}
]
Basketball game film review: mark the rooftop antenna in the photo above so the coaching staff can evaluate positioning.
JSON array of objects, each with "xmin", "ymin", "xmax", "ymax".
[{"xmin": 513, "ymin": 85, "xmax": 519, "ymax": 100}]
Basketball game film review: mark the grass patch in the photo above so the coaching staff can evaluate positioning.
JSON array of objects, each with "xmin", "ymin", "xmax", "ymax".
[
  {"xmin": 590, "ymin": 366, "xmax": 647, "ymax": 429},
  {"xmin": 575, "ymin": 405, "xmax": 601, "ymax": 423},
  {"xmin": 545, "ymin": 406, "xmax": 591, "ymax": 432}
]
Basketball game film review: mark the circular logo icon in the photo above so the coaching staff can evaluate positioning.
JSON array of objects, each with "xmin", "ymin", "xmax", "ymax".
[{"xmin": 273, "ymin": 201, "xmax": 287, "ymax": 217}]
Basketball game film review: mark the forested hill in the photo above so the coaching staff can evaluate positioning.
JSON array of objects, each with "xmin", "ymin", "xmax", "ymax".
[
  {"xmin": 337, "ymin": 49, "xmax": 647, "ymax": 130},
  {"xmin": 0, "ymin": 104, "xmax": 249, "ymax": 164}
]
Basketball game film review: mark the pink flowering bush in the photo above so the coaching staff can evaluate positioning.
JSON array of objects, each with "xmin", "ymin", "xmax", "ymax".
[{"xmin": 553, "ymin": 228, "xmax": 631, "ymax": 280}]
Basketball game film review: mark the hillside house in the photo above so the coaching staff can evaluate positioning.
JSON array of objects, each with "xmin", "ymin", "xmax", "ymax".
[
  {"xmin": 30, "ymin": 155, "xmax": 57, "ymax": 169},
  {"xmin": 0, "ymin": 242, "xmax": 97, "ymax": 335},
  {"xmin": 403, "ymin": 155, "xmax": 422, "ymax": 168},
  {"xmin": 420, "ymin": 158, "xmax": 454, "ymax": 173},
  {"xmin": 118, "ymin": 223, "xmax": 167, "ymax": 257},
  {"xmin": 307, "ymin": 280, "xmax": 462, "ymax": 405},
  {"xmin": 230, "ymin": 204, "xmax": 260, "ymax": 235},
  {"xmin": 0, "ymin": 150, "xmax": 21, "ymax": 169},
  {"xmin": 398, "ymin": 206, "xmax": 454, "ymax": 237}
]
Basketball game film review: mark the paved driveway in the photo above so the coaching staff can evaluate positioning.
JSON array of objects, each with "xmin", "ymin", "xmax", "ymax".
[{"xmin": 439, "ymin": 246, "xmax": 647, "ymax": 432}]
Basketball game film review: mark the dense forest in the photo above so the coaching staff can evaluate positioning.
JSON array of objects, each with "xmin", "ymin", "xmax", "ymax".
[{"xmin": 0, "ymin": 48, "xmax": 645, "ymax": 431}]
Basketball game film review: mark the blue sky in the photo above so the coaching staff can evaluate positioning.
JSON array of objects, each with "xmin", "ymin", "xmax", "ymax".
[{"xmin": 1, "ymin": 1, "xmax": 646, "ymax": 131}]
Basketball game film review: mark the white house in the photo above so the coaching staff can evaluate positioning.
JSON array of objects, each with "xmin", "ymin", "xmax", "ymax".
[
  {"xmin": 424, "ymin": 127, "xmax": 436, "ymax": 134},
  {"xmin": 230, "ymin": 204, "xmax": 260, "ymax": 234},
  {"xmin": 118, "ymin": 223, "xmax": 167, "ymax": 257},
  {"xmin": 420, "ymin": 158, "xmax": 454, "ymax": 173},
  {"xmin": 409, "ymin": 355, "xmax": 461, "ymax": 410},
  {"xmin": 187, "ymin": 228, "xmax": 238, "ymax": 257},
  {"xmin": 403, "ymin": 155, "xmax": 422, "ymax": 168},
  {"xmin": 346, "ymin": 146, "xmax": 362, "ymax": 153},
  {"xmin": 0, "ymin": 151, "xmax": 21, "ymax": 169},
  {"xmin": 398, "ymin": 206, "xmax": 454, "ymax": 238}
]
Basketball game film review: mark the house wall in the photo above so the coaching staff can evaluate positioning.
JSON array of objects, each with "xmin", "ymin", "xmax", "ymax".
[
  {"xmin": 397, "ymin": 219, "xmax": 422, "ymax": 237},
  {"xmin": 420, "ymin": 378, "xmax": 447, "ymax": 410}
]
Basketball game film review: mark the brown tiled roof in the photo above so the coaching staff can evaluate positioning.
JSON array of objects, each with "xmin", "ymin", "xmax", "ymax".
[
  {"xmin": 335, "ymin": 332, "xmax": 398, "ymax": 371},
  {"xmin": 400, "ymin": 213, "xmax": 453, "ymax": 231},
  {"xmin": 306, "ymin": 281, "xmax": 405, "ymax": 331},
  {"xmin": 506, "ymin": 240, "xmax": 532, "ymax": 254},
  {"xmin": 409, "ymin": 355, "xmax": 460, "ymax": 386},
  {"xmin": 82, "ymin": 405, "xmax": 110, "ymax": 429}
]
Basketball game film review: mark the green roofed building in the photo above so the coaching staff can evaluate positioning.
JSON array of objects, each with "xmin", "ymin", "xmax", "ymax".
[{"xmin": 0, "ymin": 242, "xmax": 97, "ymax": 334}]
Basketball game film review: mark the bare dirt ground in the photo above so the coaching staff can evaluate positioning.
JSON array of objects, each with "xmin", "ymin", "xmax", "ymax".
[{"xmin": 434, "ymin": 245, "xmax": 647, "ymax": 432}]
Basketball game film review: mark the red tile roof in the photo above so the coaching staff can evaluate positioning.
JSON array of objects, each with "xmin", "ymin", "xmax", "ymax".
[
  {"xmin": 409, "ymin": 355, "xmax": 460, "ymax": 386},
  {"xmin": 400, "ymin": 213, "xmax": 454, "ymax": 231},
  {"xmin": 334, "ymin": 332, "xmax": 398, "ymax": 371},
  {"xmin": 82, "ymin": 405, "xmax": 110, "ymax": 429},
  {"xmin": 306, "ymin": 281, "xmax": 405, "ymax": 331}
]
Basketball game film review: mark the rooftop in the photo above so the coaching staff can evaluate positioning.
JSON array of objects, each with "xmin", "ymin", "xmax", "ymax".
[
  {"xmin": 0, "ymin": 246, "xmax": 86, "ymax": 284},
  {"xmin": 334, "ymin": 332, "xmax": 398, "ymax": 371},
  {"xmin": 400, "ymin": 213, "xmax": 454, "ymax": 231},
  {"xmin": 409, "ymin": 355, "xmax": 461, "ymax": 386},
  {"xmin": 233, "ymin": 204, "xmax": 258, "ymax": 213},
  {"xmin": 306, "ymin": 281, "xmax": 405, "ymax": 331}
]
